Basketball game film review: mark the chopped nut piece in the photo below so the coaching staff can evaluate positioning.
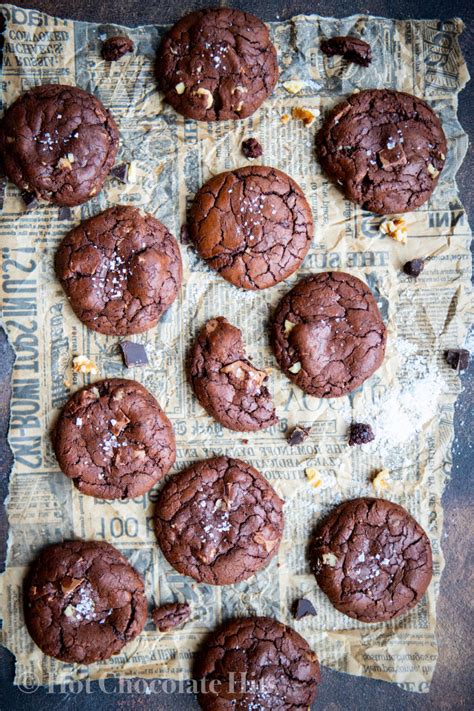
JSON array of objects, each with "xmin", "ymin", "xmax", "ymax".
[
  {"xmin": 292, "ymin": 106, "xmax": 319, "ymax": 127},
  {"xmin": 305, "ymin": 467, "xmax": 321, "ymax": 488},
  {"xmin": 127, "ymin": 161, "xmax": 137, "ymax": 182},
  {"xmin": 283, "ymin": 80, "xmax": 305, "ymax": 94},
  {"xmin": 195, "ymin": 87, "xmax": 213, "ymax": 109},
  {"xmin": 231, "ymin": 85, "xmax": 248, "ymax": 94},
  {"xmin": 372, "ymin": 468, "xmax": 390, "ymax": 490},
  {"xmin": 64, "ymin": 604, "xmax": 76, "ymax": 618},
  {"xmin": 439, "ymin": 152, "xmax": 446, "ymax": 161},
  {"xmin": 379, "ymin": 217, "xmax": 407, "ymax": 244},
  {"xmin": 280, "ymin": 113, "xmax": 290, "ymax": 124},
  {"xmin": 61, "ymin": 577, "xmax": 84, "ymax": 594},
  {"xmin": 288, "ymin": 361, "xmax": 302, "ymax": 374},
  {"xmin": 427, "ymin": 163, "xmax": 440, "ymax": 178},
  {"xmin": 57, "ymin": 156, "xmax": 73, "ymax": 170},
  {"xmin": 220, "ymin": 360, "xmax": 267, "ymax": 391},
  {"xmin": 175, "ymin": 82, "xmax": 186, "ymax": 95},
  {"xmin": 254, "ymin": 532, "xmax": 279, "ymax": 553},
  {"xmin": 72, "ymin": 355, "xmax": 99, "ymax": 375},
  {"xmin": 321, "ymin": 552, "xmax": 338, "ymax": 566},
  {"xmin": 235, "ymin": 101, "xmax": 244, "ymax": 112},
  {"xmin": 284, "ymin": 319, "xmax": 296, "ymax": 335}
]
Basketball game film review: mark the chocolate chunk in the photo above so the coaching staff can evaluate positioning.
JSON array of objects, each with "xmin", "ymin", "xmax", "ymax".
[
  {"xmin": 152, "ymin": 602, "xmax": 191, "ymax": 631},
  {"xmin": 349, "ymin": 422, "xmax": 375, "ymax": 446},
  {"xmin": 20, "ymin": 190, "xmax": 39, "ymax": 211},
  {"xmin": 320, "ymin": 35, "xmax": 372, "ymax": 67},
  {"xmin": 102, "ymin": 36, "xmax": 134, "ymax": 61},
  {"xmin": 403, "ymin": 259, "xmax": 425, "ymax": 277},
  {"xmin": 293, "ymin": 598, "xmax": 317, "ymax": 620},
  {"xmin": 109, "ymin": 162, "xmax": 129, "ymax": 183},
  {"xmin": 378, "ymin": 145, "xmax": 407, "ymax": 170},
  {"xmin": 58, "ymin": 206, "xmax": 72, "ymax": 220},
  {"xmin": 119, "ymin": 340, "xmax": 149, "ymax": 367},
  {"xmin": 242, "ymin": 138, "xmax": 263, "ymax": 159},
  {"xmin": 287, "ymin": 425, "xmax": 311, "ymax": 446},
  {"xmin": 445, "ymin": 349, "xmax": 470, "ymax": 371}
]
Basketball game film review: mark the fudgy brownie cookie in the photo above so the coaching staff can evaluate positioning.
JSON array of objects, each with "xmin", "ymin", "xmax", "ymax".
[
  {"xmin": 0, "ymin": 84, "xmax": 119, "ymax": 206},
  {"xmin": 24, "ymin": 540, "xmax": 147, "ymax": 664},
  {"xmin": 272, "ymin": 272, "xmax": 386, "ymax": 397},
  {"xmin": 54, "ymin": 378, "xmax": 176, "ymax": 499},
  {"xmin": 188, "ymin": 317, "xmax": 277, "ymax": 432},
  {"xmin": 197, "ymin": 616, "xmax": 320, "ymax": 709},
  {"xmin": 316, "ymin": 89, "xmax": 447, "ymax": 214},
  {"xmin": 55, "ymin": 205, "xmax": 182, "ymax": 336},
  {"xmin": 312, "ymin": 497, "xmax": 433, "ymax": 622},
  {"xmin": 156, "ymin": 8, "xmax": 278, "ymax": 121},
  {"xmin": 189, "ymin": 166, "xmax": 314, "ymax": 290},
  {"xmin": 154, "ymin": 457, "xmax": 284, "ymax": 585}
]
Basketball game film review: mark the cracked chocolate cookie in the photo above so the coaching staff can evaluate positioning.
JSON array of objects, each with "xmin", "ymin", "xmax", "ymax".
[
  {"xmin": 189, "ymin": 166, "xmax": 314, "ymax": 290},
  {"xmin": 197, "ymin": 616, "xmax": 320, "ymax": 709},
  {"xmin": 55, "ymin": 205, "xmax": 182, "ymax": 336},
  {"xmin": 54, "ymin": 378, "xmax": 176, "ymax": 499},
  {"xmin": 154, "ymin": 456, "xmax": 284, "ymax": 585},
  {"xmin": 24, "ymin": 540, "xmax": 147, "ymax": 664},
  {"xmin": 189, "ymin": 317, "xmax": 277, "ymax": 432},
  {"xmin": 156, "ymin": 8, "xmax": 278, "ymax": 121},
  {"xmin": 272, "ymin": 272, "xmax": 386, "ymax": 397},
  {"xmin": 0, "ymin": 84, "xmax": 119, "ymax": 206},
  {"xmin": 312, "ymin": 497, "xmax": 433, "ymax": 622},
  {"xmin": 316, "ymin": 89, "xmax": 447, "ymax": 214}
]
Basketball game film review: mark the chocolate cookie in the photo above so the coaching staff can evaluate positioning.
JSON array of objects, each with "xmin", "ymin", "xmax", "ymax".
[
  {"xmin": 55, "ymin": 205, "xmax": 182, "ymax": 336},
  {"xmin": 272, "ymin": 272, "xmax": 386, "ymax": 397},
  {"xmin": 188, "ymin": 317, "xmax": 277, "ymax": 432},
  {"xmin": 312, "ymin": 497, "xmax": 433, "ymax": 622},
  {"xmin": 316, "ymin": 89, "xmax": 447, "ymax": 214},
  {"xmin": 54, "ymin": 378, "xmax": 176, "ymax": 499},
  {"xmin": 197, "ymin": 616, "xmax": 320, "ymax": 709},
  {"xmin": 156, "ymin": 8, "xmax": 278, "ymax": 121},
  {"xmin": 189, "ymin": 166, "xmax": 314, "ymax": 290},
  {"xmin": 24, "ymin": 540, "xmax": 147, "ymax": 664},
  {"xmin": 0, "ymin": 84, "xmax": 119, "ymax": 206},
  {"xmin": 154, "ymin": 457, "xmax": 284, "ymax": 585}
]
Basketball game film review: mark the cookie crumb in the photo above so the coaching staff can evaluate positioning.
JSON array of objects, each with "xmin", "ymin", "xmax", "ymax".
[
  {"xmin": 293, "ymin": 598, "xmax": 317, "ymax": 620},
  {"xmin": 287, "ymin": 425, "xmax": 311, "ymax": 446},
  {"xmin": 152, "ymin": 602, "xmax": 191, "ymax": 632},
  {"xmin": 379, "ymin": 217, "xmax": 407, "ymax": 244},
  {"xmin": 241, "ymin": 138, "xmax": 263, "ymax": 159},
  {"xmin": 72, "ymin": 355, "xmax": 99, "ymax": 375},
  {"xmin": 403, "ymin": 258, "xmax": 425, "ymax": 277},
  {"xmin": 445, "ymin": 348, "xmax": 470, "ymax": 371},
  {"xmin": 320, "ymin": 36, "xmax": 372, "ymax": 67},
  {"xmin": 349, "ymin": 422, "xmax": 375, "ymax": 446},
  {"xmin": 102, "ymin": 36, "xmax": 134, "ymax": 61}
]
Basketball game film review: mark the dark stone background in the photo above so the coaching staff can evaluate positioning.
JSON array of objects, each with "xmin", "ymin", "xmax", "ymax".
[{"xmin": 0, "ymin": 1, "xmax": 472, "ymax": 709}]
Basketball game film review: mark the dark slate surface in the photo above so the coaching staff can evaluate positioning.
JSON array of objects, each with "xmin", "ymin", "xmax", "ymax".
[{"xmin": 1, "ymin": 1, "xmax": 473, "ymax": 709}]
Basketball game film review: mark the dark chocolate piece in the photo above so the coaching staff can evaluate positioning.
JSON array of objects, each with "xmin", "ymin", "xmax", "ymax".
[
  {"xmin": 109, "ymin": 163, "xmax": 129, "ymax": 183},
  {"xmin": 349, "ymin": 422, "xmax": 375, "ymax": 446},
  {"xmin": 102, "ymin": 36, "xmax": 134, "ymax": 61},
  {"xmin": 119, "ymin": 340, "xmax": 149, "ymax": 367},
  {"xmin": 242, "ymin": 137, "xmax": 263, "ymax": 159},
  {"xmin": 287, "ymin": 425, "xmax": 311, "ymax": 446},
  {"xmin": 445, "ymin": 349, "xmax": 470, "ymax": 371},
  {"xmin": 152, "ymin": 602, "xmax": 191, "ymax": 631},
  {"xmin": 21, "ymin": 190, "xmax": 39, "ymax": 211},
  {"xmin": 293, "ymin": 598, "xmax": 317, "ymax": 620},
  {"xmin": 58, "ymin": 206, "xmax": 72, "ymax": 220},
  {"xmin": 321, "ymin": 35, "xmax": 372, "ymax": 67},
  {"xmin": 403, "ymin": 259, "xmax": 425, "ymax": 277}
]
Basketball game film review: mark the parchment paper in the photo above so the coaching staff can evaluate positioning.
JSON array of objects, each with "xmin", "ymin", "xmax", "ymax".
[{"xmin": 0, "ymin": 3, "xmax": 471, "ymax": 693}]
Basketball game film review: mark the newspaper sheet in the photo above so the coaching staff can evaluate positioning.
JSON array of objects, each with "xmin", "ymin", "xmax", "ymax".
[{"xmin": 0, "ymin": 3, "xmax": 471, "ymax": 693}]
